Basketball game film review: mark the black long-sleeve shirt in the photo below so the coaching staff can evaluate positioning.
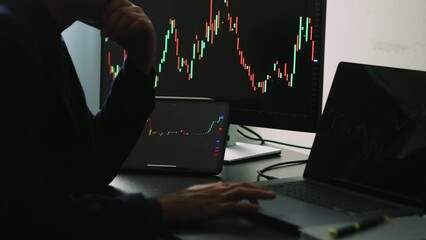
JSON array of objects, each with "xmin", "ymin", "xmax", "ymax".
[{"xmin": 0, "ymin": 0, "xmax": 162, "ymax": 238}]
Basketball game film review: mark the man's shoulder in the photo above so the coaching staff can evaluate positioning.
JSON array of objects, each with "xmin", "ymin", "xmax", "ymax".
[
  {"xmin": 0, "ymin": 2, "xmax": 17, "ymax": 25},
  {"xmin": 0, "ymin": 1, "xmax": 21, "ymax": 23},
  {"xmin": 0, "ymin": 2, "xmax": 39, "ymax": 55},
  {"xmin": 0, "ymin": 3, "xmax": 32, "ymax": 40}
]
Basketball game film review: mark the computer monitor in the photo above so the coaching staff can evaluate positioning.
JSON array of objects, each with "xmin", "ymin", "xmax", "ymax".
[{"xmin": 100, "ymin": 0, "xmax": 327, "ymax": 162}]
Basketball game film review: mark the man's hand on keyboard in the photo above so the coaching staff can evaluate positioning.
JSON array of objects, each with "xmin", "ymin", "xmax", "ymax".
[{"xmin": 158, "ymin": 181, "xmax": 276, "ymax": 222}]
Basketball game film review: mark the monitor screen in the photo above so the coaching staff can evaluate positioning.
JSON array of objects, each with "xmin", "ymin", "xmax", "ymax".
[{"xmin": 101, "ymin": 0, "xmax": 326, "ymax": 133}]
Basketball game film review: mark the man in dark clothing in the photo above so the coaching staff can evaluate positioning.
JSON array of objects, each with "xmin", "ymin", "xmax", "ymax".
[{"xmin": 0, "ymin": 0, "xmax": 276, "ymax": 238}]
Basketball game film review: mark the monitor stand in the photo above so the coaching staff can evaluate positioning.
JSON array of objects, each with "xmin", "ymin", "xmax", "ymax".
[{"xmin": 224, "ymin": 124, "xmax": 282, "ymax": 163}]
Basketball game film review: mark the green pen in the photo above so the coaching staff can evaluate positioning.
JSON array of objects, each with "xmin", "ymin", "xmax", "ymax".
[{"xmin": 329, "ymin": 216, "xmax": 389, "ymax": 238}]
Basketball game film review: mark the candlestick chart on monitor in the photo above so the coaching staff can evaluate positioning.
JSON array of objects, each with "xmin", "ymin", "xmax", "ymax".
[{"xmin": 101, "ymin": 0, "xmax": 326, "ymax": 132}]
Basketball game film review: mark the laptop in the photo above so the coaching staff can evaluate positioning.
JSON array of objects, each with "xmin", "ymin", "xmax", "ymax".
[{"xmin": 250, "ymin": 61, "xmax": 426, "ymax": 231}]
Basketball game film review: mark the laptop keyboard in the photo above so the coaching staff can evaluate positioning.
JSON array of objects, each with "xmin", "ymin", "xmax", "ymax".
[{"xmin": 268, "ymin": 181, "xmax": 396, "ymax": 215}]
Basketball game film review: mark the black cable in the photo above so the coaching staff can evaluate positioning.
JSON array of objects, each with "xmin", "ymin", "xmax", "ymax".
[
  {"xmin": 238, "ymin": 125, "xmax": 312, "ymax": 150},
  {"xmin": 238, "ymin": 125, "xmax": 266, "ymax": 145},
  {"xmin": 257, "ymin": 160, "xmax": 308, "ymax": 181},
  {"xmin": 236, "ymin": 125, "xmax": 309, "ymax": 180}
]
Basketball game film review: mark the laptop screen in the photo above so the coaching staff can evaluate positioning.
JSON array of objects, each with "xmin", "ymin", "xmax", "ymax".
[{"xmin": 304, "ymin": 62, "xmax": 426, "ymax": 208}]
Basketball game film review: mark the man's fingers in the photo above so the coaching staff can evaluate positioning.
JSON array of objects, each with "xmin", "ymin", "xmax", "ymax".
[
  {"xmin": 102, "ymin": 7, "xmax": 125, "ymax": 37},
  {"xmin": 236, "ymin": 182, "xmax": 275, "ymax": 191},
  {"xmin": 186, "ymin": 181, "xmax": 228, "ymax": 191},
  {"xmin": 105, "ymin": 13, "xmax": 131, "ymax": 40},
  {"xmin": 219, "ymin": 201, "xmax": 260, "ymax": 215},
  {"xmin": 103, "ymin": 3, "xmax": 145, "ymax": 38},
  {"xmin": 221, "ymin": 182, "xmax": 276, "ymax": 196},
  {"xmin": 104, "ymin": 0, "xmax": 133, "ymax": 20},
  {"xmin": 221, "ymin": 187, "xmax": 276, "ymax": 202},
  {"xmin": 127, "ymin": 15, "xmax": 154, "ymax": 37},
  {"xmin": 187, "ymin": 182, "xmax": 275, "ymax": 196},
  {"xmin": 159, "ymin": 181, "xmax": 278, "ymax": 223}
]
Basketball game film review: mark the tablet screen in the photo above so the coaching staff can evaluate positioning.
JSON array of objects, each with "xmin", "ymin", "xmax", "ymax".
[{"xmin": 122, "ymin": 97, "xmax": 229, "ymax": 175}]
